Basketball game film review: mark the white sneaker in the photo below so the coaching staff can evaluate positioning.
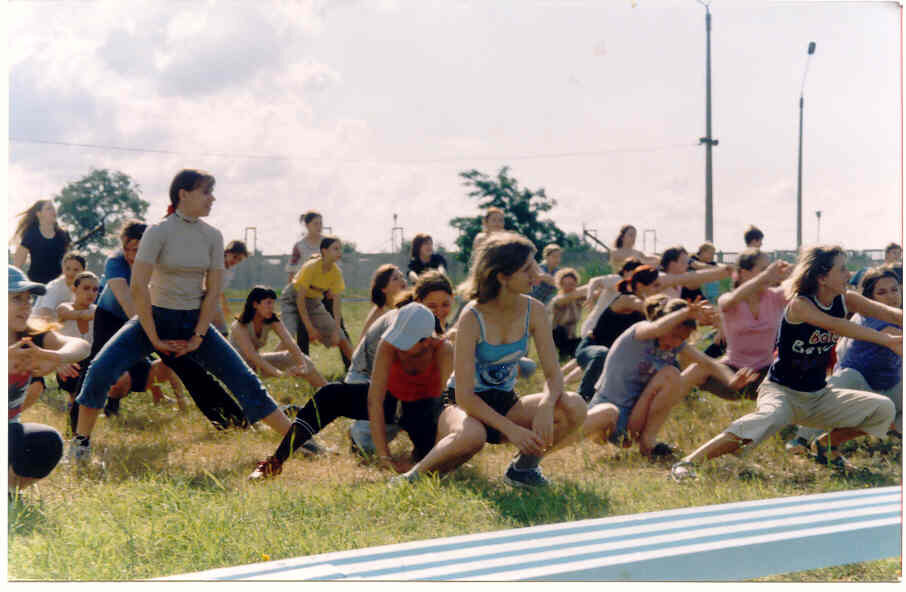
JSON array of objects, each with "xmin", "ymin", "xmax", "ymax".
[
  {"xmin": 670, "ymin": 461, "xmax": 696, "ymax": 482},
  {"xmin": 64, "ymin": 438, "xmax": 105, "ymax": 471}
]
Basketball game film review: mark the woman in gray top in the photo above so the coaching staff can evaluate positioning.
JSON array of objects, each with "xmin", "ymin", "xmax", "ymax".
[{"xmin": 69, "ymin": 169, "xmax": 293, "ymax": 462}]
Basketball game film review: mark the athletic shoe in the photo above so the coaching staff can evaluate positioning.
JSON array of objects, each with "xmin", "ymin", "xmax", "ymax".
[
  {"xmin": 64, "ymin": 438, "xmax": 106, "ymax": 470},
  {"xmin": 785, "ymin": 436, "xmax": 811, "ymax": 456},
  {"xmin": 388, "ymin": 472, "xmax": 421, "ymax": 488},
  {"xmin": 503, "ymin": 463, "xmax": 550, "ymax": 488},
  {"xmin": 670, "ymin": 460, "xmax": 696, "ymax": 482},
  {"xmin": 249, "ymin": 456, "xmax": 283, "ymax": 481}
]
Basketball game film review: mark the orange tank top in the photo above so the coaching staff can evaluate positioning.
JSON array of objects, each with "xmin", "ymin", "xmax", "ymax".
[{"xmin": 386, "ymin": 357, "xmax": 441, "ymax": 402}]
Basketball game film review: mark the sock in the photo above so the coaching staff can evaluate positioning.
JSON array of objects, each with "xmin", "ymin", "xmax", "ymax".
[
  {"xmin": 513, "ymin": 453, "xmax": 541, "ymax": 470},
  {"xmin": 74, "ymin": 434, "xmax": 90, "ymax": 447},
  {"xmin": 274, "ymin": 417, "xmax": 317, "ymax": 463}
]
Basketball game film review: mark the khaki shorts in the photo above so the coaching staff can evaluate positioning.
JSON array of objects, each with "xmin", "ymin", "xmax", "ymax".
[
  {"xmin": 259, "ymin": 351, "xmax": 313, "ymax": 373},
  {"xmin": 305, "ymin": 298, "xmax": 340, "ymax": 342},
  {"xmin": 724, "ymin": 379, "xmax": 895, "ymax": 447}
]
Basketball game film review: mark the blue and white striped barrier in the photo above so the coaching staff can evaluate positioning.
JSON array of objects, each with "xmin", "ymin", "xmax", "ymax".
[{"xmin": 162, "ymin": 486, "xmax": 900, "ymax": 581}]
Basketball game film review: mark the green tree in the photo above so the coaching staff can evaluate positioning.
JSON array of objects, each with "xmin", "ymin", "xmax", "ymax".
[
  {"xmin": 55, "ymin": 169, "xmax": 149, "ymax": 254},
  {"xmin": 449, "ymin": 166, "xmax": 576, "ymax": 264}
]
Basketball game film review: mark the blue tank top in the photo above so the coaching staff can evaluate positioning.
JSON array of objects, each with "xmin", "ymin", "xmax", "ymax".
[
  {"xmin": 768, "ymin": 294, "xmax": 845, "ymax": 392},
  {"xmin": 447, "ymin": 299, "xmax": 531, "ymax": 393}
]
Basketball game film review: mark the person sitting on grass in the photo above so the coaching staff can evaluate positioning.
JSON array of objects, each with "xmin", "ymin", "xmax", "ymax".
[
  {"xmin": 293, "ymin": 236, "xmax": 354, "ymax": 363},
  {"xmin": 248, "ymin": 302, "xmax": 453, "ymax": 480},
  {"xmin": 786, "ymin": 264, "xmax": 902, "ymax": 453},
  {"xmin": 548, "ymin": 267, "xmax": 585, "ymax": 360},
  {"xmin": 9, "ymin": 266, "xmax": 90, "ymax": 496},
  {"xmin": 580, "ymin": 295, "xmax": 759, "ymax": 459},
  {"xmin": 358, "ymin": 264, "xmax": 407, "ymax": 346},
  {"xmin": 694, "ymin": 250, "xmax": 792, "ymax": 401},
  {"xmin": 671, "ymin": 245, "xmax": 901, "ymax": 480},
  {"xmin": 229, "ymin": 286, "xmax": 326, "ymax": 388},
  {"xmin": 393, "ymin": 232, "xmax": 587, "ymax": 488}
]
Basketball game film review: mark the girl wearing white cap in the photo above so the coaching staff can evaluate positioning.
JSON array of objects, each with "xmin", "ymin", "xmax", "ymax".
[
  {"xmin": 249, "ymin": 301, "xmax": 453, "ymax": 479},
  {"xmin": 9, "ymin": 266, "xmax": 89, "ymax": 494},
  {"xmin": 398, "ymin": 232, "xmax": 587, "ymax": 488}
]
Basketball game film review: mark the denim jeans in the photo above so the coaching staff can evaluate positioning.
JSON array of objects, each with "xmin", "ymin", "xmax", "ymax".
[
  {"xmin": 575, "ymin": 336, "xmax": 609, "ymax": 403},
  {"xmin": 76, "ymin": 307, "xmax": 278, "ymax": 424}
]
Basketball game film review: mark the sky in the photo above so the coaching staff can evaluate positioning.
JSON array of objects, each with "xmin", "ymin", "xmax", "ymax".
[{"xmin": 5, "ymin": 0, "xmax": 903, "ymax": 257}]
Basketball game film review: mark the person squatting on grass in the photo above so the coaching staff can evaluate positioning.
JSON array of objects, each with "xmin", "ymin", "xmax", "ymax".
[
  {"xmin": 213, "ymin": 240, "xmax": 249, "ymax": 335},
  {"xmin": 32, "ymin": 252, "xmax": 86, "ymax": 320},
  {"xmin": 69, "ymin": 169, "xmax": 294, "ymax": 463},
  {"xmin": 548, "ymin": 267, "xmax": 585, "ymax": 360},
  {"xmin": 229, "ymin": 286, "xmax": 326, "ymax": 388},
  {"xmin": 358, "ymin": 264, "xmax": 407, "ymax": 347},
  {"xmin": 395, "ymin": 232, "xmax": 587, "ymax": 488},
  {"xmin": 787, "ymin": 264, "xmax": 903, "ymax": 452},
  {"xmin": 347, "ymin": 271, "xmax": 455, "ymax": 456},
  {"xmin": 9, "ymin": 266, "xmax": 89, "ymax": 494},
  {"xmin": 694, "ymin": 249, "xmax": 793, "ymax": 401},
  {"xmin": 248, "ymin": 302, "xmax": 453, "ymax": 480},
  {"xmin": 671, "ymin": 246, "xmax": 902, "ymax": 480},
  {"xmin": 579, "ymin": 295, "xmax": 759, "ymax": 458}
]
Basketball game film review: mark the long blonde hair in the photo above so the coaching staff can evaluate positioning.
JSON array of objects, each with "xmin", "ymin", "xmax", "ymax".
[{"xmin": 458, "ymin": 232, "xmax": 535, "ymax": 303}]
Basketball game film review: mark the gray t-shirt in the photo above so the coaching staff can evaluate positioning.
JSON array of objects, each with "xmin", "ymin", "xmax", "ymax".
[
  {"xmin": 345, "ymin": 309, "xmax": 397, "ymax": 384},
  {"xmin": 593, "ymin": 325, "xmax": 685, "ymax": 409},
  {"xmin": 135, "ymin": 212, "xmax": 225, "ymax": 310}
]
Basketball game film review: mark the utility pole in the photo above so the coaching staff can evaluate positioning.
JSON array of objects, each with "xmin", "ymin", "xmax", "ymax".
[{"xmin": 697, "ymin": 0, "xmax": 718, "ymax": 243}]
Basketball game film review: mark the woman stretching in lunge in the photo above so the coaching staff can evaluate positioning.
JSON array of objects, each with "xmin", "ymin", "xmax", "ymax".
[
  {"xmin": 395, "ymin": 233, "xmax": 587, "ymax": 488},
  {"xmin": 786, "ymin": 264, "xmax": 902, "ymax": 453},
  {"xmin": 293, "ymin": 236, "xmax": 355, "ymax": 362},
  {"xmin": 249, "ymin": 302, "xmax": 453, "ymax": 479},
  {"xmin": 69, "ymin": 169, "xmax": 293, "ymax": 462},
  {"xmin": 230, "ymin": 286, "xmax": 326, "ymax": 388},
  {"xmin": 581, "ymin": 295, "xmax": 758, "ymax": 458},
  {"xmin": 358, "ymin": 264, "xmax": 407, "ymax": 345},
  {"xmin": 671, "ymin": 246, "xmax": 901, "ymax": 480}
]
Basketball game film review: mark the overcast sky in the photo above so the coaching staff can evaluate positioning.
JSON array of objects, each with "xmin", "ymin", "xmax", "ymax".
[{"xmin": 6, "ymin": 0, "xmax": 902, "ymax": 257}]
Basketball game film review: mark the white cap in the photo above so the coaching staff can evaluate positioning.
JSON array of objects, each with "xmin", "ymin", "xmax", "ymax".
[{"xmin": 382, "ymin": 302, "xmax": 436, "ymax": 351}]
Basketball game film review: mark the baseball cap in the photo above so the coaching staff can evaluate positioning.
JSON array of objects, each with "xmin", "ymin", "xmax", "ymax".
[
  {"xmin": 8, "ymin": 266, "xmax": 46, "ymax": 295},
  {"xmin": 382, "ymin": 302, "xmax": 436, "ymax": 351}
]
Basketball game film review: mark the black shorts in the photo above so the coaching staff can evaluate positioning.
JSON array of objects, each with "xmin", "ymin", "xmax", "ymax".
[
  {"xmin": 9, "ymin": 421, "xmax": 64, "ymax": 479},
  {"xmin": 442, "ymin": 387, "xmax": 519, "ymax": 445}
]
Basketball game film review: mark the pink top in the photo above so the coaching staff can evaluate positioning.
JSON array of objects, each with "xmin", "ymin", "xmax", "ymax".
[{"xmin": 719, "ymin": 286, "xmax": 788, "ymax": 370}]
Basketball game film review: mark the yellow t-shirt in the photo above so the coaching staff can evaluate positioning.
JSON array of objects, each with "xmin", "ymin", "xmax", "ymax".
[{"xmin": 293, "ymin": 259, "xmax": 345, "ymax": 299}]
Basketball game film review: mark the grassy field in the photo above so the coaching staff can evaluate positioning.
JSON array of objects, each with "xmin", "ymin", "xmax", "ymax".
[{"xmin": 8, "ymin": 292, "xmax": 902, "ymax": 581}]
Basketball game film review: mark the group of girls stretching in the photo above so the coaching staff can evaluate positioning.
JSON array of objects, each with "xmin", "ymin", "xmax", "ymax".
[{"xmin": 8, "ymin": 174, "xmax": 902, "ymax": 494}]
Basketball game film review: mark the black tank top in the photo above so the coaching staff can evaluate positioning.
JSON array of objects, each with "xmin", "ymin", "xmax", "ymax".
[
  {"xmin": 768, "ymin": 294, "xmax": 845, "ymax": 392},
  {"xmin": 592, "ymin": 303, "xmax": 645, "ymax": 348}
]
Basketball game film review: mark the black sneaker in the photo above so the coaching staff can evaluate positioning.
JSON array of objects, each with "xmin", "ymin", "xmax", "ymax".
[
  {"xmin": 504, "ymin": 463, "xmax": 550, "ymax": 488},
  {"xmin": 300, "ymin": 439, "xmax": 337, "ymax": 456},
  {"xmin": 104, "ymin": 397, "xmax": 121, "ymax": 417}
]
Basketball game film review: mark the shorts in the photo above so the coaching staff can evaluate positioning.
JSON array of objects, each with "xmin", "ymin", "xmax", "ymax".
[
  {"xmin": 8, "ymin": 421, "xmax": 64, "ymax": 479},
  {"xmin": 607, "ymin": 403, "xmax": 633, "ymax": 445},
  {"xmin": 443, "ymin": 387, "xmax": 519, "ymax": 444},
  {"xmin": 304, "ymin": 298, "xmax": 340, "ymax": 340}
]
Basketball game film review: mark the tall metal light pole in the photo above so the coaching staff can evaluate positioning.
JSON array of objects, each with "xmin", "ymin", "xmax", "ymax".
[
  {"xmin": 697, "ymin": 0, "xmax": 718, "ymax": 242},
  {"xmin": 796, "ymin": 41, "xmax": 817, "ymax": 249}
]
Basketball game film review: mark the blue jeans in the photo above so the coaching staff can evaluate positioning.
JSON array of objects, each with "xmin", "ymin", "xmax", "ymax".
[
  {"xmin": 575, "ymin": 336, "xmax": 609, "ymax": 403},
  {"xmin": 76, "ymin": 307, "xmax": 278, "ymax": 424}
]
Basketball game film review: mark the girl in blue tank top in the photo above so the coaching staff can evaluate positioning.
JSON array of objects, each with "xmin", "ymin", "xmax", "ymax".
[
  {"xmin": 397, "ymin": 232, "xmax": 587, "ymax": 488},
  {"xmin": 672, "ymin": 246, "xmax": 902, "ymax": 480}
]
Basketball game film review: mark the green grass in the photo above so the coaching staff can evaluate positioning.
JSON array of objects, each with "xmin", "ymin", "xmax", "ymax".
[{"xmin": 8, "ymin": 299, "xmax": 902, "ymax": 581}]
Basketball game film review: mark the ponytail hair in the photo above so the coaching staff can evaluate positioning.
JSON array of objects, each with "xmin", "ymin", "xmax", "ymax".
[
  {"xmin": 643, "ymin": 295, "xmax": 695, "ymax": 328},
  {"xmin": 168, "ymin": 169, "xmax": 215, "ymax": 217},
  {"xmin": 617, "ymin": 265, "xmax": 659, "ymax": 294}
]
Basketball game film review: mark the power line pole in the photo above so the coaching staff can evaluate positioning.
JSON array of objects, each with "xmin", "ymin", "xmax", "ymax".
[{"xmin": 697, "ymin": 0, "xmax": 718, "ymax": 243}]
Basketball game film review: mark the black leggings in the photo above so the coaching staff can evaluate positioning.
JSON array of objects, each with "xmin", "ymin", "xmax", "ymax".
[
  {"xmin": 274, "ymin": 382, "xmax": 441, "ymax": 462},
  {"xmin": 9, "ymin": 422, "xmax": 64, "ymax": 479}
]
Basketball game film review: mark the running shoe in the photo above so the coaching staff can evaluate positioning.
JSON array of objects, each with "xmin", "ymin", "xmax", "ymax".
[
  {"xmin": 249, "ymin": 456, "xmax": 283, "ymax": 480},
  {"xmin": 504, "ymin": 463, "xmax": 550, "ymax": 488}
]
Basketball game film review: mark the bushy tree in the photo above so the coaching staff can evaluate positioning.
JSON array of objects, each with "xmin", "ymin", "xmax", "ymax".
[
  {"xmin": 449, "ymin": 167, "xmax": 575, "ymax": 264},
  {"xmin": 55, "ymin": 169, "xmax": 149, "ymax": 254}
]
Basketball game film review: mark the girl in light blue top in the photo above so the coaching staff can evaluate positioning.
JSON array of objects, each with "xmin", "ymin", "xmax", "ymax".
[{"xmin": 397, "ymin": 232, "xmax": 587, "ymax": 488}]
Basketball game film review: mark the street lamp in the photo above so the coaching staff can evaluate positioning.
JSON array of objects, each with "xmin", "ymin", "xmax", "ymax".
[
  {"xmin": 697, "ymin": 0, "xmax": 718, "ymax": 243},
  {"xmin": 796, "ymin": 41, "xmax": 817, "ymax": 249},
  {"xmin": 815, "ymin": 210, "xmax": 822, "ymax": 243}
]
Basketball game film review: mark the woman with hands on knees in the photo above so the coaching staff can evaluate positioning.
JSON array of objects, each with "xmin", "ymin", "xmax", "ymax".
[
  {"xmin": 69, "ymin": 169, "xmax": 293, "ymax": 463},
  {"xmin": 9, "ymin": 266, "xmax": 89, "ymax": 494},
  {"xmin": 395, "ymin": 232, "xmax": 587, "ymax": 488}
]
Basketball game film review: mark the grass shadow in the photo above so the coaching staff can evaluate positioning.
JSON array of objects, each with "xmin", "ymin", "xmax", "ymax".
[{"xmin": 8, "ymin": 496, "xmax": 50, "ymax": 538}]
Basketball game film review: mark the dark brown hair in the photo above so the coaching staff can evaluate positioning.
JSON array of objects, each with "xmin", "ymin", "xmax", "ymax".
[
  {"xmin": 168, "ymin": 169, "xmax": 215, "ymax": 216},
  {"xmin": 787, "ymin": 245, "xmax": 846, "ymax": 297},
  {"xmin": 370, "ymin": 264, "xmax": 399, "ymax": 308},
  {"xmin": 459, "ymin": 232, "xmax": 536, "ymax": 303}
]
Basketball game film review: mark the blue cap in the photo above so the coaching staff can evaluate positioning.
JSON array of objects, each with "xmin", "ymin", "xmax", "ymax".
[{"xmin": 8, "ymin": 266, "xmax": 46, "ymax": 295}]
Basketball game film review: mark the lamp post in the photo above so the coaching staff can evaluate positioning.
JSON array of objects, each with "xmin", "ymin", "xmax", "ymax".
[
  {"xmin": 815, "ymin": 210, "xmax": 822, "ymax": 243},
  {"xmin": 796, "ymin": 41, "xmax": 817, "ymax": 249},
  {"xmin": 697, "ymin": 0, "xmax": 718, "ymax": 243}
]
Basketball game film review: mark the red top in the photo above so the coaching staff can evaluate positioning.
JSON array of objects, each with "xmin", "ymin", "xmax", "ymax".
[{"xmin": 387, "ymin": 357, "xmax": 441, "ymax": 402}]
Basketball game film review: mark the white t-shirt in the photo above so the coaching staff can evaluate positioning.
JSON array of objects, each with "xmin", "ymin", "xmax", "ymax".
[
  {"xmin": 33, "ymin": 276, "xmax": 73, "ymax": 319},
  {"xmin": 60, "ymin": 304, "xmax": 96, "ymax": 343}
]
